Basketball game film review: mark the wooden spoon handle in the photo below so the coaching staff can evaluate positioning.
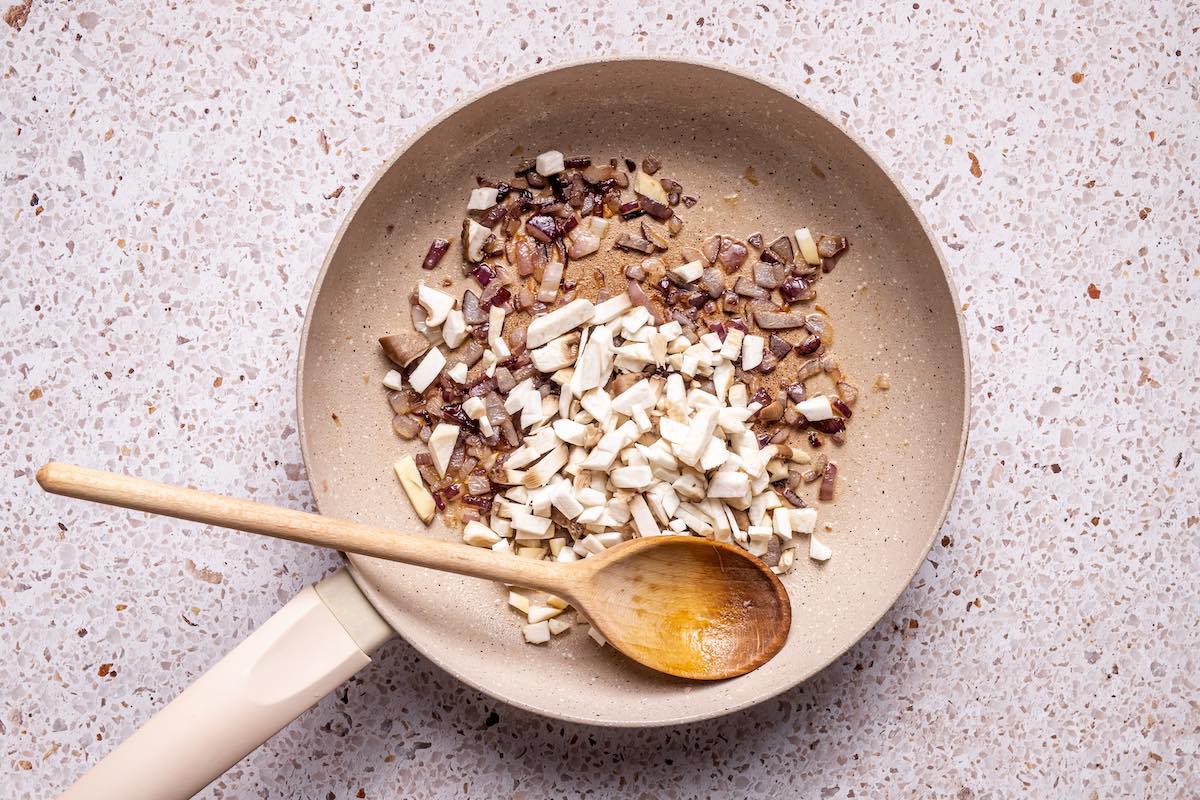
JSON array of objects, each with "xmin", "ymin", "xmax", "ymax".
[{"xmin": 36, "ymin": 462, "xmax": 574, "ymax": 596}]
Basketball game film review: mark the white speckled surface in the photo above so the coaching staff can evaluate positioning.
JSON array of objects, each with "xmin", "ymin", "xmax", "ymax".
[{"xmin": 2, "ymin": 1, "xmax": 1197, "ymax": 798}]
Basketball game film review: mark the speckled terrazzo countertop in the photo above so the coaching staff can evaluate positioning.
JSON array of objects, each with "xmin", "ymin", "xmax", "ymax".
[{"xmin": 2, "ymin": 1, "xmax": 1197, "ymax": 797}]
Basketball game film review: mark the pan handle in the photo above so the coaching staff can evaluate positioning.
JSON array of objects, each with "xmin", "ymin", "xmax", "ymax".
[{"xmin": 57, "ymin": 569, "xmax": 394, "ymax": 800}]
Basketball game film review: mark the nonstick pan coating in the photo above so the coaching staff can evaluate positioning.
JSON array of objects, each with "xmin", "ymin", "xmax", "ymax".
[{"xmin": 298, "ymin": 59, "xmax": 969, "ymax": 726}]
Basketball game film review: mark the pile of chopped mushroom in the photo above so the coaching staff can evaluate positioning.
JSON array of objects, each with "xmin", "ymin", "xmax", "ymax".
[{"xmin": 379, "ymin": 150, "xmax": 853, "ymax": 645}]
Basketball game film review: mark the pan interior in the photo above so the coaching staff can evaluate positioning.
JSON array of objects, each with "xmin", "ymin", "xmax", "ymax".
[{"xmin": 298, "ymin": 60, "xmax": 967, "ymax": 726}]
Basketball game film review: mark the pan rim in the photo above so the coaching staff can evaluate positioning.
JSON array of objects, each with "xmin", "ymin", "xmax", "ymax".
[{"xmin": 296, "ymin": 56, "xmax": 972, "ymax": 727}]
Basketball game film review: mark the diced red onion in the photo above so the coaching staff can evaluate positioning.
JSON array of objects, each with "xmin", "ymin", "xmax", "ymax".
[
  {"xmin": 473, "ymin": 263, "xmax": 495, "ymax": 287},
  {"xmin": 392, "ymin": 414, "xmax": 420, "ymax": 439},
  {"xmin": 819, "ymin": 462, "xmax": 838, "ymax": 501},
  {"xmin": 782, "ymin": 487, "xmax": 806, "ymax": 508},
  {"xmin": 626, "ymin": 280, "xmax": 664, "ymax": 324},
  {"xmin": 422, "ymin": 239, "xmax": 450, "ymax": 270},
  {"xmin": 699, "ymin": 267, "xmax": 725, "ymax": 298},
  {"xmin": 525, "ymin": 214, "xmax": 557, "ymax": 243},
  {"xmin": 795, "ymin": 358, "xmax": 823, "ymax": 381},
  {"xmin": 753, "ymin": 262, "xmax": 783, "ymax": 289},
  {"xmin": 750, "ymin": 300, "xmax": 807, "ymax": 329},
  {"xmin": 637, "ymin": 193, "xmax": 672, "ymax": 221},
  {"xmin": 717, "ymin": 238, "xmax": 749, "ymax": 272},
  {"xmin": 795, "ymin": 334, "xmax": 822, "ymax": 355},
  {"xmin": 733, "ymin": 276, "xmax": 769, "ymax": 299},
  {"xmin": 777, "ymin": 275, "xmax": 806, "ymax": 299},
  {"xmin": 768, "ymin": 334, "xmax": 793, "ymax": 359},
  {"xmin": 615, "ymin": 233, "xmax": 656, "ymax": 254},
  {"xmin": 768, "ymin": 235, "xmax": 794, "ymax": 264}
]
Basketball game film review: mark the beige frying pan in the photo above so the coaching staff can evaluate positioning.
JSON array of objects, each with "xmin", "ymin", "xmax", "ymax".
[{"xmin": 53, "ymin": 59, "xmax": 968, "ymax": 799}]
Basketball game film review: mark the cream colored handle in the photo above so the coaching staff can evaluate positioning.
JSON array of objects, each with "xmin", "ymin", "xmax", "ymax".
[
  {"xmin": 37, "ymin": 462, "xmax": 578, "ymax": 598},
  {"xmin": 58, "ymin": 570, "xmax": 393, "ymax": 800}
]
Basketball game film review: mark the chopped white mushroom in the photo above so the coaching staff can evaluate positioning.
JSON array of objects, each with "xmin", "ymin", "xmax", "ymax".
[
  {"xmin": 464, "ymin": 218, "xmax": 491, "ymax": 262},
  {"xmin": 790, "ymin": 507, "xmax": 818, "ymax": 534},
  {"xmin": 407, "ymin": 346, "xmax": 446, "ymax": 393},
  {"xmin": 512, "ymin": 512, "xmax": 553, "ymax": 538},
  {"xmin": 393, "ymin": 456, "xmax": 435, "ymax": 524},
  {"xmin": 620, "ymin": 306, "xmax": 651, "ymax": 336},
  {"xmin": 809, "ymin": 534, "xmax": 832, "ymax": 561},
  {"xmin": 629, "ymin": 494, "xmax": 659, "ymax": 537},
  {"xmin": 610, "ymin": 465, "xmax": 653, "ymax": 490},
  {"xmin": 586, "ymin": 624, "xmax": 608, "ymax": 647},
  {"xmin": 632, "ymin": 170, "xmax": 668, "ymax": 203},
  {"xmin": 447, "ymin": 362, "xmax": 468, "ymax": 383},
  {"xmin": 467, "ymin": 186, "xmax": 499, "ymax": 211},
  {"xmin": 442, "ymin": 309, "xmax": 468, "ymax": 348},
  {"xmin": 418, "ymin": 284, "xmax": 456, "ymax": 327},
  {"xmin": 795, "ymin": 227, "xmax": 821, "ymax": 266},
  {"xmin": 527, "ymin": 604, "xmax": 565, "ymax": 624},
  {"xmin": 530, "ymin": 334, "xmax": 578, "ymax": 372},
  {"xmin": 742, "ymin": 334, "xmax": 765, "ymax": 371},
  {"xmin": 673, "ymin": 407, "xmax": 719, "ymax": 467},
  {"xmin": 524, "ymin": 444, "xmax": 569, "ymax": 489},
  {"xmin": 382, "ymin": 370, "xmax": 404, "ymax": 391},
  {"xmin": 708, "ymin": 470, "xmax": 750, "ymax": 498},
  {"xmin": 552, "ymin": 418, "xmax": 589, "ymax": 446},
  {"xmin": 488, "ymin": 304, "xmax": 510, "ymax": 358},
  {"xmin": 670, "ymin": 260, "xmax": 704, "ymax": 283},
  {"xmin": 508, "ymin": 590, "xmax": 530, "ymax": 614},
  {"xmin": 592, "ymin": 293, "xmax": 633, "ymax": 324},
  {"xmin": 428, "ymin": 424, "xmax": 460, "ymax": 477},
  {"xmin": 463, "ymin": 520, "xmax": 501, "ymax": 547},
  {"xmin": 535, "ymin": 150, "xmax": 565, "ymax": 176},
  {"xmin": 547, "ymin": 617, "xmax": 572, "ymax": 635},
  {"xmin": 527, "ymin": 298, "xmax": 596, "ymax": 348},
  {"xmin": 522, "ymin": 621, "xmax": 551, "ymax": 644},
  {"xmin": 796, "ymin": 395, "xmax": 835, "ymax": 421}
]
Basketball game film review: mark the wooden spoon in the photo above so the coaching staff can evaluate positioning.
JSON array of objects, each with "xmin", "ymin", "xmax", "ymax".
[{"xmin": 36, "ymin": 462, "xmax": 790, "ymax": 680}]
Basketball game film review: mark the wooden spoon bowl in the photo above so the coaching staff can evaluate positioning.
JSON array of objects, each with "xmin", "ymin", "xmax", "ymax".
[{"xmin": 580, "ymin": 536, "xmax": 790, "ymax": 679}]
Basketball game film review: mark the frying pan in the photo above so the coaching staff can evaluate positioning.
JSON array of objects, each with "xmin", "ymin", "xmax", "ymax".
[{"xmin": 55, "ymin": 59, "xmax": 968, "ymax": 799}]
